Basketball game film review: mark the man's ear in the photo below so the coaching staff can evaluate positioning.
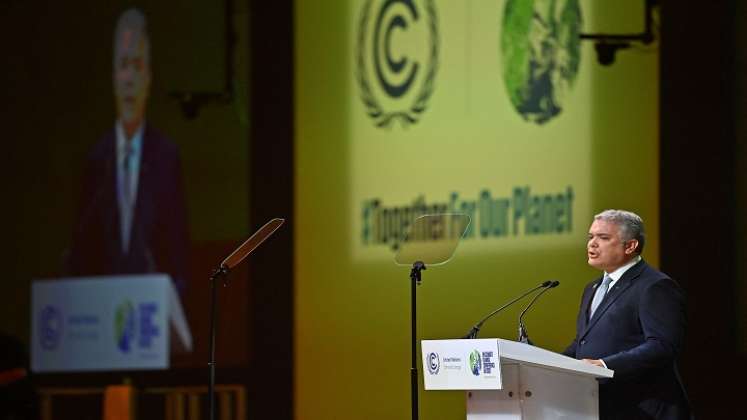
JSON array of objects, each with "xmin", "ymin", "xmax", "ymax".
[{"xmin": 624, "ymin": 239, "xmax": 639, "ymax": 255}]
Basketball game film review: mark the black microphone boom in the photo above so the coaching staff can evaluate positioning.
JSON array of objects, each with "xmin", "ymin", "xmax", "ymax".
[
  {"xmin": 517, "ymin": 280, "xmax": 560, "ymax": 344},
  {"xmin": 463, "ymin": 280, "xmax": 552, "ymax": 339}
]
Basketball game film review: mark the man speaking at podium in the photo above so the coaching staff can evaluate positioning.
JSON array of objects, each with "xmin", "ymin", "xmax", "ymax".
[
  {"xmin": 68, "ymin": 9, "xmax": 189, "ymax": 293},
  {"xmin": 563, "ymin": 210, "xmax": 690, "ymax": 420}
]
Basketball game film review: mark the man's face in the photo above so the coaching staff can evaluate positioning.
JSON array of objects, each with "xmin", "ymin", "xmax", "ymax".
[
  {"xmin": 586, "ymin": 219, "xmax": 637, "ymax": 272},
  {"xmin": 114, "ymin": 28, "xmax": 150, "ymax": 128}
]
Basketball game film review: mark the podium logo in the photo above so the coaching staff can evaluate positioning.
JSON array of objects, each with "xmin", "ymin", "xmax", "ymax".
[
  {"xmin": 469, "ymin": 349, "xmax": 482, "ymax": 376},
  {"xmin": 115, "ymin": 300, "xmax": 136, "ymax": 353},
  {"xmin": 114, "ymin": 300, "xmax": 161, "ymax": 353},
  {"xmin": 39, "ymin": 305, "xmax": 63, "ymax": 350},
  {"xmin": 426, "ymin": 352, "xmax": 440, "ymax": 375},
  {"xmin": 501, "ymin": 0, "xmax": 582, "ymax": 124},
  {"xmin": 356, "ymin": 0, "xmax": 439, "ymax": 128}
]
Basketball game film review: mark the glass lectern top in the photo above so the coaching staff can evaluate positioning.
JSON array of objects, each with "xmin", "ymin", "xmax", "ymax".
[{"xmin": 394, "ymin": 214, "xmax": 471, "ymax": 266}]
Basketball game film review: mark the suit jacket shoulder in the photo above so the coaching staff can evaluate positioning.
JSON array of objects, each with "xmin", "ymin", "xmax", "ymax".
[{"xmin": 142, "ymin": 124, "xmax": 181, "ymax": 161}]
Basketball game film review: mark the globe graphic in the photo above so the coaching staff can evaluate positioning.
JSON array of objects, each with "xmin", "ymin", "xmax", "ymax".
[
  {"xmin": 115, "ymin": 300, "xmax": 136, "ymax": 352},
  {"xmin": 501, "ymin": 0, "xmax": 582, "ymax": 124},
  {"xmin": 470, "ymin": 350, "xmax": 482, "ymax": 375}
]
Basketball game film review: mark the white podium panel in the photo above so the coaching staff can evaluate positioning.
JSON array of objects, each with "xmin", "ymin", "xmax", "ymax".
[
  {"xmin": 466, "ymin": 363, "xmax": 599, "ymax": 420},
  {"xmin": 31, "ymin": 274, "xmax": 192, "ymax": 372},
  {"xmin": 466, "ymin": 364, "xmax": 522, "ymax": 420},
  {"xmin": 422, "ymin": 339, "xmax": 612, "ymax": 420}
]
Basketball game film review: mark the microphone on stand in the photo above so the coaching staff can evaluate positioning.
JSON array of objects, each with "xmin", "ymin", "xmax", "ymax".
[
  {"xmin": 463, "ymin": 280, "xmax": 552, "ymax": 339},
  {"xmin": 517, "ymin": 280, "xmax": 560, "ymax": 345}
]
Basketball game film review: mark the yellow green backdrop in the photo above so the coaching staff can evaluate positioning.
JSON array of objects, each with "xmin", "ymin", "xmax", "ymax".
[{"xmin": 295, "ymin": 1, "xmax": 658, "ymax": 418}]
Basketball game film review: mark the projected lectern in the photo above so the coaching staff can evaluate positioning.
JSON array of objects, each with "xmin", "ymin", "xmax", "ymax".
[{"xmin": 31, "ymin": 274, "xmax": 192, "ymax": 372}]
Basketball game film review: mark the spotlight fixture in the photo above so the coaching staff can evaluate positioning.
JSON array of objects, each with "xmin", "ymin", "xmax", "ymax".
[
  {"xmin": 169, "ymin": 0, "xmax": 236, "ymax": 120},
  {"xmin": 594, "ymin": 42, "xmax": 631, "ymax": 66},
  {"xmin": 580, "ymin": 0, "xmax": 657, "ymax": 66}
]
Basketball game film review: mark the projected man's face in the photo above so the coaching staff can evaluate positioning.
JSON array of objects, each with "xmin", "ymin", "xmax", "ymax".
[{"xmin": 114, "ymin": 28, "xmax": 150, "ymax": 134}]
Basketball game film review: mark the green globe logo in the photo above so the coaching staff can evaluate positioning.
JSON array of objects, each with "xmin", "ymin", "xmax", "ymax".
[
  {"xmin": 469, "ymin": 349, "xmax": 482, "ymax": 376},
  {"xmin": 114, "ymin": 300, "xmax": 136, "ymax": 353},
  {"xmin": 501, "ymin": 0, "xmax": 582, "ymax": 124}
]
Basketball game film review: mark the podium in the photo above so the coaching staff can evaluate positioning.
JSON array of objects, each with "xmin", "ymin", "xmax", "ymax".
[
  {"xmin": 421, "ymin": 339, "xmax": 613, "ymax": 420},
  {"xmin": 31, "ymin": 274, "xmax": 192, "ymax": 372}
]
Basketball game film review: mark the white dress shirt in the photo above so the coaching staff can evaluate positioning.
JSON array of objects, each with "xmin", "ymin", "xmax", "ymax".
[
  {"xmin": 115, "ymin": 121, "xmax": 144, "ymax": 253},
  {"xmin": 603, "ymin": 255, "xmax": 642, "ymax": 291}
]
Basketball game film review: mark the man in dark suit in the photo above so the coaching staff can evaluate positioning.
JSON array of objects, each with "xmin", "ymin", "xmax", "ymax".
[
  {"xmin": 564, "ymin": 210, "xmax": 690, "ymax": 420},
  {"xmin": 67, "ymin": 9, "xmax": 189, "ymax": 293}
]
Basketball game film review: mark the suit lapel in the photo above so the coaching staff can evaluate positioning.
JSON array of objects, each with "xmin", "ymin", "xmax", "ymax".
[
  {"xmin": 102, "ymin": 132, "xmax": 124, "ymax": 260},
  {"xmin": 579, "ymin": 279, "xmax": 600, "ymax": 331},
  {"xmin": 580, "ymin": 260, "xmax": 646, "ymax": 339}
]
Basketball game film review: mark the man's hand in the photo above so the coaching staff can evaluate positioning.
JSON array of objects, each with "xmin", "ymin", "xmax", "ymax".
[{"xmin": 582, "ymin": 358, "xmax": 605, "ymax": 367}]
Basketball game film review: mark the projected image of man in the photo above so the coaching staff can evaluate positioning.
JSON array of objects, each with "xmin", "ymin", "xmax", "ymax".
[
  {"xmin": 564, "ymin": 210, "xmax": 690, "ymax": 420},
  {"xmin": 68, "ymin": 9, "xmax": 189, "ymax": 293}
]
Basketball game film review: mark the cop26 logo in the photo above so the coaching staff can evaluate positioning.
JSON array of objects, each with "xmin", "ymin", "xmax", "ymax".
[
  {"xmin": 469, "ymin": 349, "xmax": 482, "ymax": 376},
  {"xmin": 356, "ymin": 0, "xmax": 439, "ymax": 128},
  {"xmin": 115, "ymin": 300, "xmax": 136, "ymax": 353},
  {"xmin": 114, "ymin": 300, "xmax": 160, "ymax": 353}
]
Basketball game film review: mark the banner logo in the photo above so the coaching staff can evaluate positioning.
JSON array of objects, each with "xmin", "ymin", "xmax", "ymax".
[
  {"xmin": 115, "ymin": 300, "xmax": 136, "ymax": 353},
  {"xmin": 39, "ymin": 305, "xmax": 63, "ymax": 350},
  {"xmin": 114, "ymin": 300, "xmax": 160, "ymax": 353},
  {"xmin": 501, "ymin": 0, "xmax": 582, "ymax": 124},
  {"xmin": 356, "ymin": 0, "xmax": 439, "ymax": 128}
]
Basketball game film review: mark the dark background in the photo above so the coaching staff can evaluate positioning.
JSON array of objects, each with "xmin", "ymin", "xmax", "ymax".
[{"xmin": 660, "ymin": 0, "xmax": 746, "ymax": 418}]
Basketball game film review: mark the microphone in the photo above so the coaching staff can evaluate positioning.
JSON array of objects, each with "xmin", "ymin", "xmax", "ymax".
[
  {"xmin": 517, "ymin": 280, "xmax": 560, "ymax": 345},
  {"xmin": 463, "ymin": 280, "xmax": 553, "ymax": 339}
]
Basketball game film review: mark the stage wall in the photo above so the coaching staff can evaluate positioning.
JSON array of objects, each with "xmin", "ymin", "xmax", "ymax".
[{"xmin": 295, "ymin": 1, "xmax": 659, "ymax": 418}]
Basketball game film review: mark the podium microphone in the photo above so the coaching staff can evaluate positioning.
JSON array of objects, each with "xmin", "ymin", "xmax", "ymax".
[
  {"xmin": 517, "ymin": 280, "xmax": 560, "ymax": 344},
  {"xmin": 463, "ymin": 280, "xmax": 553, "ymax": 339}
]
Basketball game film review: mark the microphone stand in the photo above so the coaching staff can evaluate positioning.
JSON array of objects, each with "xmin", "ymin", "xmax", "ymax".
[
  {"xmin": 409, "ymin": 261, "xmax": 425, "ymax": 420},
  {"xmin": 207, "ymin": 265, "xmax": 229, "ymax": 420},
  {"xmin": 464, "ymin": 281, "xmax": 551, "ymax": 339}
]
